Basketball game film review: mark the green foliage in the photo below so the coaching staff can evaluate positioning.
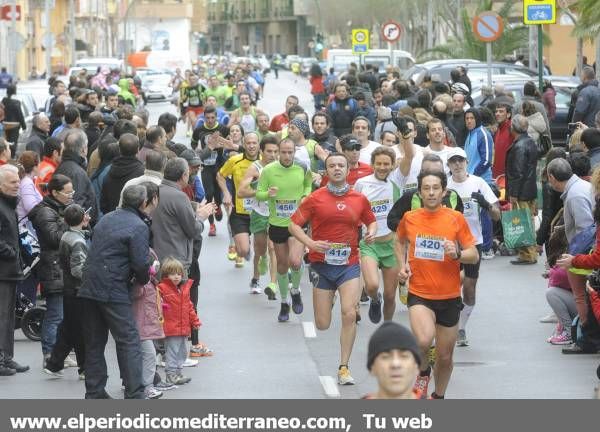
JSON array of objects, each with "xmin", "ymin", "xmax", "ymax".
[{"xmin": 572, "ymin": 0, "xmax": 600, "ymax": 39}]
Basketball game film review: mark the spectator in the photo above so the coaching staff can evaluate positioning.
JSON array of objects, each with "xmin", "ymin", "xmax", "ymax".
[
  {"xmin": 448, "ymin": 93, "xmax": 468, "ymax": 148},
  {"xmin": 355, "ymin": 92, "xmax": 376, "ymax": 131},
  {"xmin": 139, "ymin": 125, "xmax": 175, "ymax": 163},
  {"xmin": 53, "ymin": 105, "xmax": 81, "ymax": 142},
  {"xmin": 581, "ymin": 127, "xmax": 600, "ymax": 170},
  {"xmin": 35, "ymin": 137, "xmax": 63, "ymax": 195},
  {"xmin": 514, "ymin": 81, "xmax": 551, "ymax": 133},
  {"xmin": 85, "ymin": 111, "xmax": 104, "ymax": 159},
  {"xmin": 25, "ymin": 114, "xmax": 50, "ymax": 157},
  {"xmin": 542, "ymin": 80, "xmax": 557, "ymax": 120},
  {"xmin": 118, "ymin": 149, "xmax": 166, "ymax": 207},
  {"xmin": 505, "ymin": 114, "xmax": 539, "ymax": 265},
  {"xmin": 49, "ymin": 100, "xmax": 65, "ymax": 135},
  {"xmin": 100, "ymin": 133, "xmax": 144, "ymax": 214},
  {"xmin": 0, "ymin": 164, "xmax": 29, "ymax": 376},
  {"xmin": 522, "ymin": 100, "xmax": 549, "ymax": 147},
  {"xmin": 90, "ymin": 141, "xmax": 119, "ymax": 219},
  {"xmin": 28, "ymin": 174, "xmax": 72, "ymax": 362},
  {"xmin": 1, "ymin": 84, "xmax": 26, "ymax": 157},
  {"xmin": 492, "ymin": 103, "xmax": 513, "ymax": 178},
  {"xmin": 0, "ymin": 66, "xmax": 13, "ymax": 89},
  {"xmin": 572, "ymin": 66, "xmax": 600, "ymax": 127},
  {"xmin": 16, "ymin": 151, "xmax": 42, "ymax": 224},
  {"xmin": 464, "ymin": 108, "xmax": 493, "ymax": 183},
  {"xmin": 78, "ymin": 183, "xmax": 158, "ymax": 399},
  {"xmin": 87, "ymin": 119, "xmax": 136, "ymax": 176},
  {"xmin": 327, "ymin": 83, "xmax": 358, "ymax": 137},
  {"xmin": 0, "ymin": 138, "xmax": 11, "ymax": 165}
]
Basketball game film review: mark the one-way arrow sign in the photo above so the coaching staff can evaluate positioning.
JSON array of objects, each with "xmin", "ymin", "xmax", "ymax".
[{"xmin": 1, "ymin": 5, "xmax": 22, "ymax": 21}]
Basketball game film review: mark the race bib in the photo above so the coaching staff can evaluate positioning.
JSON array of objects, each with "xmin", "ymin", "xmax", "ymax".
[
  {"xmin": 275, "ymin": 199, "xmax": 297, "ymax": 218},
  {"xmin": 204, "ymin": 151, "xmax": 218, "ymax": 166},
  {"xmin": 325, "ymin": 243, "xmax": 351, "ymax": 265},
  {"xmin": 462, "ymin": 198, "xmax": 479, "ymax": 218},
  {"xmin": 404, "ymin": 182, "xmax": 417, "ymax": 193},
  {"xmin": 370, "ymin": 199, "xmax": 391, "ymax": 219},
  {"xmin": 189, "ymin": 96, "xmax": 200, "ymax": 106},
  {"xmin": 243, "ymin": 197, "xmax": 256, "ymax": 212},
  {"xmin": 414, "ymin": 235, "xmax": 445, "ymax": 261}
]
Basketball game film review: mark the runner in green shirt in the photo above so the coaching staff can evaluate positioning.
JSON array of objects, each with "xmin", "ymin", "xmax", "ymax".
[{"xmin": 256, "ymin": 138, "xmax": 313, "ymax": 322}]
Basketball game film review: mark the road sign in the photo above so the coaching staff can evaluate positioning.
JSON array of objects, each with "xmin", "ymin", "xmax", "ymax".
[
  {"xmin": 351, "ymin": 29, "xmax": 369, "ymax": 55},
  {"xmin": 523, "ymin": 0, "xmax": 556, "ymax": 25},
  {"xmin": 0, "ymin": 5, "xmax": 21, "ymax": 21},
  {"xmin": 472, "ymin": 12, "xmax": 504, "ymax": 43},
  {"xmin": 381, "ymin": 21, "xmax": 402, "ymax": 43}
]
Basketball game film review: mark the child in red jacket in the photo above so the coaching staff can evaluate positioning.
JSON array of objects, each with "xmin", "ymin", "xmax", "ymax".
[{"xmin": 158, "ymin": 258, "xmax": 201, "ymax": 386}]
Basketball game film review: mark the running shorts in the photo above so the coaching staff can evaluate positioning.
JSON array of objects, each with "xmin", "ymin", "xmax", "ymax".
[
  {"xmin": 250, "ymin": 211, "xmax": 269, "ymax": 234},
  {"xmin": 462, "ymin": 244, "xmax": 482, "ymax": 279},
  {"xmin": 229, "ymin": 212, "xmax": 251, "ymax": 236},
  {"xmin": 407, "ymin": 293, "xmax": 463, "ymax": 328},
  {"xmin": 268, "ymin": 225, "xmax": 291, "ymax": 244},
  {"xmin": 187, "ymin": 106, "xmax": 204, "ymax": 116},
  {"xmin": 310, "ymin": 262, "xmax": 361, "ymax": 291},
  {"xmin": 359, "ymin": 238, "xmax": 398, "ymax": 268}
]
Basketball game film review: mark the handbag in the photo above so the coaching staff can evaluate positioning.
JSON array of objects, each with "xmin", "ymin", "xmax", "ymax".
[
  {"xmin": 538, "ymin": 134, "xmax": 552, "ymax": 157},
  {"xmin": 501, "ymin": 204, "xmax": 536, "ymax": 249}
]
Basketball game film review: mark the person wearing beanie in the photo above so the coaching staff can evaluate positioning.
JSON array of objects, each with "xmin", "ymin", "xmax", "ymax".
[
  {"xmin": 365, "ymin": 322, "xmax": 422, "ymax": 399},
  {"xmin": 287, "ymin": 116, "xmax": 328, "ymax": 175}
]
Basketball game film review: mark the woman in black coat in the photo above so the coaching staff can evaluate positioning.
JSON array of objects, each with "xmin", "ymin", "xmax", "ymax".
[
  {"xmin": 28, "ymin": 174, "xmax": 71, "ymax": 359},
  {"xmin": 1, "ymin": 84, "xmax": 26, "ymax": 158}
]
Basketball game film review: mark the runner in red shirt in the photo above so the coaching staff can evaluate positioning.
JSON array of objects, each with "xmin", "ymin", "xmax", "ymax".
[
  {"xmin": 269, "ymin": 95, "xmax": 298, "ymax": 132},
  {"xmin": 320, "ymin": 134, "xmax": 373, "ymax": 187},
  {"xmin": 289, "ymin": 153, "xmax": 377, "ymax": 386}
]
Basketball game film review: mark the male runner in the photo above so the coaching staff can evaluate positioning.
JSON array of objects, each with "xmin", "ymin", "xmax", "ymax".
[
  {"xmin": 289, "ymin": 153, "xmax": 377, "ymax": 385},
  {"xmin": 446, "ymin": 147, "xmax": 500, "ymax": 346},
  {"xmin": 217, "ymin": 132, "xmax": 260, "ymax": 278},
  {"xmin": 424, "ymin": 118, "xmax": 452, "ymax": 175},
  {"xmin": 256, "ymin": 138, "xmax": 313, "ymax": 321},
  {"xmin": 355, "ymin": 147, "xmax": 402, "ymax": 323},
  {"xmin": 395, "ymin": 170, "xmax": 478, "ymax": 399},
  {"xmin": 238, "ymin": 135, "xmax": 280, "ymax": 298}
]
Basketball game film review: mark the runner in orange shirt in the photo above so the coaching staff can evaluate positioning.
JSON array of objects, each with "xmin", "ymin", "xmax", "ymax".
[{"xmin": 395, "ymin": 170, "xmax": 478, "ymax": 399}]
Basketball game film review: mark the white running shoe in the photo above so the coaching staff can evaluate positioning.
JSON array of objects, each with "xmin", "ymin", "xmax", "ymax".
[{"xmin": 183, "ymin": 358, "xmax": 198, "ymax": 367}]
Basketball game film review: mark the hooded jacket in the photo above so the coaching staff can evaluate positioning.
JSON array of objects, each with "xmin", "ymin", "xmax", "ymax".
[
  {"xmin": 0, "ymin": 192, "xmax": 23, "ymax": 282},
  {"xmin": 55, "ymin": 151, "xmax": 98, "ymax": 225},
  {"xmin": 100, "ymin": 155, "xmax": 145, "ymax": 214},
  {"xmin": 117, "ymin": 78, "xmax": 136, "ymax": 108},
  {"xmin": 158, "ymin": 277, "xmax": 201, "ymax": 337},
  {"xmin": 25, "ymin": 126, "xmax": 48, "ymax": 157},
  {"xmin": 572, "ymin": 79, "xmax": 600, "ymax": 127},
  {"xmin": 526, "ymin": 111, "xmax": 548, "ymax": 144},
  {"xmin": 464, "ymin": 108, "xmax": 494, "ymax": 183},
  {"xmin": 505, "ymin": 133, "xmax": 538, "ymax": 201}
]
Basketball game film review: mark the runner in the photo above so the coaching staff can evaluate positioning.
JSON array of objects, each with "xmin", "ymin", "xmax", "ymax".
[
  {"xmin": 289, "ymin": 152, "xmax": 377, "ymax": 385},
  {"xmin": 320, "ymin": 134, "xmax": 373, "ymax": 187},
  {"xmin": 355, "ymin": 147, "xmax": 402, "ymax": 323},
  {"xmin": 446, "ymin": 147, "xmax": 500, "ymax": 346},
  {"xmin": 217, "ymin": 132, "xmax": 260, "ymax": 277},
  {"xmin": 238, "ymin": 135, "xmax": 280, "ymax": 298},
  {"xmin": 395, "ymin": 170, "xmax": 478, "ymax": 399},
  {"xmin": 424, "ymin": 118, "xmax": 452, "ymax": 175},
  {"xmin": 181, "ymin": 75, "xmax": 206, "ymax": 137},
  {"xmin": 229, "ymin": 92, "xmax": 265, "ymax": 133},
  {"xmin": 256, "ymin": 138, "xmax": 313, "ymax": 321}
]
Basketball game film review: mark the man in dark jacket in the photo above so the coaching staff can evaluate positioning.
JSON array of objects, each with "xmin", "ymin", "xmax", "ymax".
[
  {"xmin": 0, "ymin": 165, "xmax": 28, "ymax": 375},
  {"xmin": 100, "ymin": 133, "xmax": 144, "ymax": 214},
  {"xmin": 84, "ymin": 111, "xmax": 104, "ymax": 159},
  {"xmin": 573, "ymin": 67, "xmax": 600, "ymax": 127},
  {"xmin": 505, "ymin": 114, "xmax": 538, "ymax": 265},
  {"xmin": 55, "ymin": 129, "xmax": 98, "ymax": 225},
  {"xmin": 327, "ymin": 83, "xmax": 358, "ymax": 137},
  {"xmin": 78, "ymin": 183, "xmax": 156, "ymax": 399},
  {"xmin": 25, "ymin": 113, "xmax": 50, "ymax": 157}
]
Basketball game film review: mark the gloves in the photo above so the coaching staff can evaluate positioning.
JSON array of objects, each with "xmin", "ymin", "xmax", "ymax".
[{"xmin": 471, "ymin": 191, "xmax": 491, "ymax": 210}]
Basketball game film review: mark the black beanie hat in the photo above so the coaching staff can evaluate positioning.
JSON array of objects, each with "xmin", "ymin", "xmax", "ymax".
[{"xmin": 367, "ymin": 322, "xmax": 421, "ymax": 370}]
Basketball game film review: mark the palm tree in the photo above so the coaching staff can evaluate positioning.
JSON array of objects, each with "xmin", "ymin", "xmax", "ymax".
[
  {"xmin": 418, "ymin": 0, "xmax": 546, "ymax": 62},
  {"xmin": 571, "ymin": 0, "xmax": 600, "ymax": 78}
]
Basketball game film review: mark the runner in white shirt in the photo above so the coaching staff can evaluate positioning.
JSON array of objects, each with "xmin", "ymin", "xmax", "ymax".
[
  {"xmin": 446, "ymin": 147, "xmax": 501, "ymax": 347},
  {"xmin": 352, "ymin": 116, "xmax": 381, "ymax": 165},
  {"xmin": 388, "ymin": 116, "xmax": 424, "ymax": 194},
  {"xmin": 424, "ymin": 118, "xmax": 452, "ymax": 176},
  {"xmin": 355, "ymin": 147, "xmax": 403, "ymax": 323}
]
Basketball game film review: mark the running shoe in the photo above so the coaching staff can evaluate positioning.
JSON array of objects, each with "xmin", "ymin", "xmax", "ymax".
[
  {"xmin": 456, "ymin": 329, "xmax": 469, "ymax": 347},
  {"xmin": 546, "ymin": 323, "xmax": 564, "ymax": 343},
  {"xmin": 189, "ymin": 343, "xmax": 214, "ymax": 357},
  {"xmin": 549, "ymin": 331, "xmax": 572, "ymax": 345},
  {"xmin": 166, "ymin": 373, "xmax": 190, "ymax": 385},
  {"xmin": 291, "ymin": 291, "xmax": 303, "ymax": 314},
  {"xmin": 227, "ymin": 245, "xmax": 237, "ymax": 261},
  {"xmin": 258, "ymin": 254, "xmax": 268, "ymax": 275},
  {"xmin": 368, "ymin": 292, "xmax": 383, "ymax": 324},
  {"xmin": 278, "ymin": 303, "xmax": 290, "ymax": 322},
  {"xmin": 154, "ymin": 381, "xmax": 177, "ymax": 391},
  {"xmin": 337, "ymin": 366, "xmax": 355, "ymax": 385},
  {"xmin": 176, "ymin": 374, "xmax": 192, "ymax": 384},
  {"xmin": 144, "ymin": 387, "xmax": 163, "ymax": 399},
  {"xmin": 214, "ymin": 206, "xmax": 223, "ymax": 222},
  {"xmin": 208, "ymin": 224, "xmax": 217, "ymax": 237},
  {"xmin": 427, "ymin": 346, "xmax": 436, "ymax": 367},
  {"xmin": 413, "ymin": 374, "xmax": 430, "ymax": 397},
  {"xmin": 250, "ymin": 278, "xmax": 262, "ymax": 294},
  {"xmin": 264, "ymin": 283, "xmax": 277, "ymax": 300},
  {"xmin": 43, "ymin": 368, "xmax": 64, "ymax": 378},
  {"xmin": 78, "ymin": 372, "xmax": 85, "ymax": 381},
  {"xmin": 539, "ymin": 313, "xmax": 558, "ymax": 323},
  {"xmin": 481, "ymin": 250, "xmax": 495, "ymax": 260},
  {"xmin": 235, "ymin": 256, "xmax": 245, "ymax": 268},
  {"xmin": 64, "ymin": 356, "xmax": 78, "ymax": 368},
  {"xmin": 183, "ymin": 358, "xmax": 198, "ymax": 367}
]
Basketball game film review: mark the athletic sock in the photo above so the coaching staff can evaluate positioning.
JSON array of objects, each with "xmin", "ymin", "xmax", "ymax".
[
  {"xmin": 459, "ymin": 304, "xmax": 474, "ymax": 331},
  {"xmin": 277, "ymin": 272, "xmax": 289, "ymax": 303},
  {"xmin": 290, "ymin": 267, "xmax": 302, "ymax": 291}
]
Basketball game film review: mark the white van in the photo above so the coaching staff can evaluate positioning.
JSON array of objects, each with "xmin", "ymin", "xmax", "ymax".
[
  {"xmin": 68, "ymin": 57, "xmax": 124, "ymax": 76},
  {"xmin": 326, "ymin": 49, "xmax": 415, "ymax": 73}
]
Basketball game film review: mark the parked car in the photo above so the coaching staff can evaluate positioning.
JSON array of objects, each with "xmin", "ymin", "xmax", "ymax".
[
  {"xmin": 300, "ymin": 57, "xmax": 319, "ymax": 76},
  {"xmin": 141, "ymin": 74, "xmax": 173, "ymax": 102},
  {"xmin": 1, "ymin": 88, "xmax": 38, "ymax": 152},
  {"xmin": 471, "ymin": 77, "xmax": 578, "ymax": 146},
  {"xmin": 68, "ymin": 57, "xmax": 124, "ymax": 77}
]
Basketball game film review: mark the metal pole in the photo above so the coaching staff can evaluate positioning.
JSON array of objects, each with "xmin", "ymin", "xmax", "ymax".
[
  {"xmin": 45, "ymin": 0, "xmax": 52, "ymax": 77},
  {"xmin": 537, "ymin": 24, "xmax": 543, "ymax": 91},
  {"xmin": 528, "ymin": 25, "xmax": 535, "ymax": 71},
  {"xmin": 10, "ymin": 0, "xmax": 17, "ymax": 76},
  {"xmin": 427, "ymin": 0, "xmax": 433, "ymax": 50},
  {"xmin": 69, "ymin": 0, "xmax": 75, "ymax": 66},
  {"xmin": 486, "ymin": 42, "xmax": 492, "ymax": 88},
  {"xmin": 456, "ymin": 0, "xmax": 462, "ymax": 38}
]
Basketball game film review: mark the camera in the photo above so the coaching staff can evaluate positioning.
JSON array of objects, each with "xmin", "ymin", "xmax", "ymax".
[{"xmin": 392, "ymin": 113, "xmax": 412, "ymax": 138}]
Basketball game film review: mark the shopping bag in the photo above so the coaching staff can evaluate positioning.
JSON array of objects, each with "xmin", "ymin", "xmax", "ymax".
[{"xmin": 501, "ymin": 205, "xmax": 536, "ymax": 249}]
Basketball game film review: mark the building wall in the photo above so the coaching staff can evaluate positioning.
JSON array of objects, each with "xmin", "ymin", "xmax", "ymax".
[{"xmin": 544, "ymin": 19, "xmax": 596, "ymax": 76}]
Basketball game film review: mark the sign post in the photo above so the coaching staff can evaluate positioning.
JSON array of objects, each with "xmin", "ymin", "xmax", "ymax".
[
  {"xmin": 523, "ymin": 0, "xmax": 556, "ymax": 91},
  {"xmin": 381, "ymin": 21, "xmax": 402, "ymax": 68},
  {"xmin": 472, "ymin": 12, "xmax": 504, "ymax": 88},
  {"xmin": 352, "ymin": 28, "xmax": 369, "ymax": 66}
]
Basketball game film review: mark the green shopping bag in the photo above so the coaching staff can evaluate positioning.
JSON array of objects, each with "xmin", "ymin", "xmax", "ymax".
[{"xmin": 501, "ymin": 205, "xmax": 536, "ymax": 249}]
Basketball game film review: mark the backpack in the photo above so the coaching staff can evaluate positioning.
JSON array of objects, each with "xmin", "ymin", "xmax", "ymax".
[
  {"xmin": 568, "ymin": 224, "xmax": 596, "ymax": 255},
  {"xmin": 538, "ymin": 134, "xmax": 552, "ymax": 158}
]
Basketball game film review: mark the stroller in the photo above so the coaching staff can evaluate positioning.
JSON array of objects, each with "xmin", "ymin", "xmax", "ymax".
[{"xmin": 15, "ymin": 293, "xmax": 45, "ymax": 342}]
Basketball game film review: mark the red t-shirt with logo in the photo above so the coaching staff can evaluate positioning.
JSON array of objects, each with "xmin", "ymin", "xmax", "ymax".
[{"xmin": 291, "ymin": 188, "xmax": 376, "ymax": 265}]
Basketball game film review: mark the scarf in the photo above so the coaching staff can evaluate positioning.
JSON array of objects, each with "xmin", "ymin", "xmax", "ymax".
[{"xmin": 327, "ymin": 182, "xmax": 350, "ymax": 196}]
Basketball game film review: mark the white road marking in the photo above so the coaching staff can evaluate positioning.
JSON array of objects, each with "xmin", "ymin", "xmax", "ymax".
[
  {"xmin": 319, "ymin": 376, "xmax": 341, "ymax": 398},
  {"xmin": 302, "ymin": 321, "xmax": 317, "ymax": 338}
]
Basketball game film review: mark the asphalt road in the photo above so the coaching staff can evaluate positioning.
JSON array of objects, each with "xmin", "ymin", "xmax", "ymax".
[{"xmin": 2, "ymin": 71, "xmax": 599, "ymax": 399}]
